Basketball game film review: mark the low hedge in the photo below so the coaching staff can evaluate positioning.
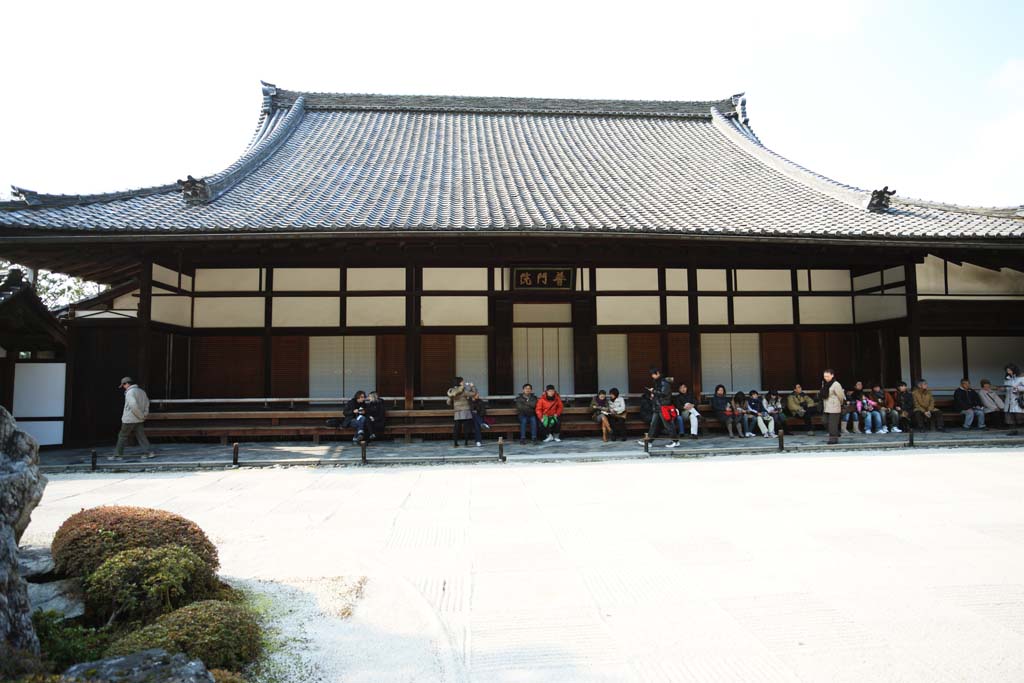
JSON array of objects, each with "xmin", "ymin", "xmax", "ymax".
[
  {"xmin": 210, "ymin": 670, "xmax": 249, "ymax": 683},
  {"xmin": 51, "ymin": 506, "xmax": 219, "ymax": 577},
  {"xmin": 106, "ymin": 600, "xmax": 261, "ymax": 672},
  {"xmin": 84, "ymin": 545, "xmax": 218, "ymax": 624},
  {"xmin": 31, "ymin": 610, "xmax": 111, "ymax": 672}
]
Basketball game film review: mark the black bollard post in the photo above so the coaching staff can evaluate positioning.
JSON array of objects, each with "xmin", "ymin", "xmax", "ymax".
[
  {"xmin": 908, "ymin": 425, "xmax": 914, "ymax": 448},
  {"xmin": 498, "ymin": 436, "xmax": 506, "ymax": 463},
  {"xmin": 90, "ymin": 449, "xmax": 97, "ymax": 472},
  {"xmin": 778, "ymin": 428, "xmax": 784, "ymax": 452},
  {"xmin": 232, "ymin": 442, "xmax": 239, "ymax": 466},
  {"xmin": 360, "ymin": 440, "xmax": 367, "ymax": 465},
  {"xmin": 643, "ymin": 434, "xmax": 650, "ymax": 454}
]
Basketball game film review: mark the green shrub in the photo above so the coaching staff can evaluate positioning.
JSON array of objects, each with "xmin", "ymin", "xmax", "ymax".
[
  {"xmin": 210, "ymin": 670, "xmax": 249, "ymax": 683},
  {"xmin": 31, "ymin": 610, "xmax": 111, "ymax": 671},
  {"xmin": 107, "ymin": 600, "xmax": 262, "ymax": 671},
  {"xmin": 0, "ymin": 642, "xmax": 46, "ymax": 680},
  {"xmin": 84, "ymin": 545, "xmax": 218, "ymax": 624},
  {"xmin": 51, "ymin": 506, "xmax": 219, "ymax": 577}
]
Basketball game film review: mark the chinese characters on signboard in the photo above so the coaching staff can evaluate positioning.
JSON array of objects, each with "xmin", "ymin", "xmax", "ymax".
[{"xmin": 512, "ymin": 268, "xmax": 575, "ymax": 290}]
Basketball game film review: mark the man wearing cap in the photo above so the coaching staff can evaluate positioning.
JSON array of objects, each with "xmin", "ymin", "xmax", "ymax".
[{"xmin": 113, "ymin": 376, "xmax": 155, "ymax": 459}]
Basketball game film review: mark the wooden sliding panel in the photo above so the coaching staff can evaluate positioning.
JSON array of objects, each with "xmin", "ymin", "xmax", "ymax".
[
  {"xmin": 375, "ymin": 334, "xmax": 406, "ymax": 398},
  {"xmin": 191, "ymin": 336, "xmax": 265, "ymax": 398},
  {"xmin": 626, "ymin": 332, "xmax": 661, "ymax": 393},
  {"xmin": 271, "ymin": 336, "xmax": 309, "ymax": 398},
  {"xmin": 825, "ymin": 332, "xmax": 855, "ymax": 386},
  {"xmin": 797, "ymin": 331, "xmax": 827, "ymax": 388},
  {"xmin": 420, "ymin": 334, "xmax": 456, "ymax": 396},
  {"xmin": 665, "ymin": 333, "xmax": 692, "ymax": 386},
  {"xmin": 760, "ymin": 332, "xmax": 795, "ymax": 391}
]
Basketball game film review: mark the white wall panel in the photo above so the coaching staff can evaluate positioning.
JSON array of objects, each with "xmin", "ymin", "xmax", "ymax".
[
  {"xmin": 736, "ymin": 270, "xmax": 791, "ymax": 291},
  {"xmin": 343, "ymin": 336, "xmax": 376, "ymax": 396},
  {"xmin": 595, "ymin": 268, "xmax": 658, "ymax": 291},
  {"xmin": 915, "ymin": 256, "xmax": 946, "ymax": 295},
  {"xmin": 421, "ymin": 296, "xmax": 488, "ymax": 326},
  {"xmin": 809, "ymin": 270, "xmax": 850, "ymax": 292},
  {"xmin": 697, "ymin": 269, "xmax": 727, "ymax": 291},
  {"xmin": 596, "ymin": 296, "xmax": 660, "ymax": 325},
  {"xmin": 17, "ymin": 421, "xmax": 63, "ymax": 446},
  {"xmin": 13, "ymin": 363, "xmax": 65, "ymax": 417},
  {"xmin": 514, "ymin": 328, "xmax": 573, "ymax": 394},
  {"xmin": 513, "ymin": 303, "xmax": 572, "ymax": 324},
  {"xmin": 799, "ymin": 297, "xmax": 853, "ymax": 324},
  {"xmin": 701, "ymin": 333, "xmax": 733, "ymax": 392},
  {"xmin": 853, "ymin": 271, "xmax": 882, "ymax": 291},
  {"xmin": 194, "ymin": 268, "xmax": 262, "ymax": 292},
  {"xmin": 347, "ymin": 297, "xmax": 405, "ymax": 326},
  {"xmin": 597, "ymin": 334, "xmax": 629, "ymax": 393},
  {"xmin": 967, "ymin": 337, "xmax": 1024, "ymax": 386},
  {"xmin": 665, "ymin": 269, "xmax": 687, "ymax": 291},
  {"xmin": 948, "ymin": 262, "xmax": 1024, "ymax": 295},
  {"xmin": 309, "ymin": 336, "xmax": 377, "ymax": 399},
  {"xmin": 700, "ymin": 333, "xmax": 761, "ymax": 393},
  {"xmin": 730, "ymin": 333, "xmax": 762, "ymax": 393},
  {"xmin": 151, "ymin": 295, "xmax": 191, "ymax": 327},
  {"xmin": 193, "ymin": 298, "xmax": 264, "ymax": 328},
  {"xmin": 921, "ymin": 337, "xmax": 963, "ymax": 393},
  {"xmin": 346, "ymin": 268, "xmax": 407, "ymax": 291},
  {"xmin": 112, "ymin": 291, "xmax": 139, "ymax": 310},
  {"xmin": 733, "ymin": 297, "xmax": 792, "ymax": 325},
  {"xmin": 666, "ymin": 296, "xmax": 689, "ymax": 325},
  {"xmin": 697, "ymin": 297, "xmax": 728, "ymax": 325},
  {"xmin": 272, "ymin": 297, "xmax": 339, "ymax": 327},
  {"xmin": 422, "ymin": 267, "xmax": 488, "ymax": 291},
  {"xmin": 152, "ymin": 264, "xmax": 190, "ymax": 290},
  {"xmin": 558, "ymin": 327, "xmax": 575, "ymax": 393},
  {"xmin": 854, "ymin": 296, "xmax": 907, "ymax": 323},
  {"xmin": 882, "ymin": 267, "xmax": 904, "ymax": 286},
  {"xmin": 456, "ymin": 335, "xmax": 488, "ymax": 396},
  {"xmin": 273, "ymin": 268, "xmax": 340, "ymax": 291}
]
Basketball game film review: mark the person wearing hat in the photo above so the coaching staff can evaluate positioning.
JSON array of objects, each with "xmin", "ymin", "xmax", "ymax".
[{"xmin": 113, "ymin": 376, "xmax": 155, "ymax": 459}]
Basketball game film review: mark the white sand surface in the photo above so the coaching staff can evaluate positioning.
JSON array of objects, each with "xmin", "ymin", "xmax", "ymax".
[{"xmin": 23, "ymin": 447, "xmax": 1024, "ymax": 681}]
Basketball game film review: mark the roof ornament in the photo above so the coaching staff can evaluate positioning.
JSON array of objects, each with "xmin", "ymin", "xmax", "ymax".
[
  {"xmin": 731, "ymin": 93, "xmax": 749, "ymax": 126},
  {"xmin": 261, "ymin": 81, "xmax": 278, "ymax": 113},
  {"xmin": 177, "ymin": 175, "xmax": 208, "ymax": 203},
  {"xmin": 867, "ymin": 186, "xmax": 896, "ymax": 212}
]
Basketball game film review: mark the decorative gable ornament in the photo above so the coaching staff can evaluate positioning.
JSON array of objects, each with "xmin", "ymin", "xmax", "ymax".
[{"xmin": 867, "ymin": 186, "xmax": 896, "ymax": 213}]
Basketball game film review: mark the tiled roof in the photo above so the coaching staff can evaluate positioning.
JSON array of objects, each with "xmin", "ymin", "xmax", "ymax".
[{"xmin": 0, "ymin": 85, "xmax": 1021, "ymax": 241}]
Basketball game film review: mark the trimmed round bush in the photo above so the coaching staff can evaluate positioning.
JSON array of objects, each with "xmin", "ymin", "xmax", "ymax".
[
  {"xmin": 85, "ymin": 545, "xmax": 218, "ymax": 624},
  {"xmin": 51, "ymin": 506, "xmax": 219, "ymax": 577},
  {"xmin": 107, "ymin": 600, "xmax": 261, "ymax": 671},
  {"xmin": 210, "ymin": 670, "xmax": 249, "ymax": 683}
]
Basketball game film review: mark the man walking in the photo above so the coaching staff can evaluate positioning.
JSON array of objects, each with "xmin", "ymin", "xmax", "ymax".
[
  {"xmin": 112, "ymin": 376, "xmax": 154, "ymax": 459},
  {"xmin": 638, "ymin": 367, "xmax": 679, "ymax": 448}
]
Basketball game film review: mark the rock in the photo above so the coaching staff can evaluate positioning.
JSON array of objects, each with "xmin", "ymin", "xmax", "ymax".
[
  {"xmin": 1, "ymin": 405, "xmax": 47, "ymax": 654},
  {"xmin": 64, "ymin": 648, "xmax": 216, "ymax": 683},
  {"xmin": 27, "ymin": 578, "xmax": 85, "ymax": 620},
  {"xmin": 17, "ymin": 545, "xmax": 55, "ymax": 580}
]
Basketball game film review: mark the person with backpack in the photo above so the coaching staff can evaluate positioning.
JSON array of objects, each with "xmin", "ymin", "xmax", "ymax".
[
  {"xmin": 514, "ymin": 383, "xmax": 538, "ymax": 445},
  {"xmin": 536, "ymin": 385, "xmax": 564, "ymax": 443},
  {"xmin": 447, "ymin": 377, "xmax": 481, "ymax": 447},
  {"xmin": 112, "ymin": 376, "xmax": 154, "ymax": 460},
  {"xmin": 638, "ymin": 368, "xmax": 679, "ymax": 448}
]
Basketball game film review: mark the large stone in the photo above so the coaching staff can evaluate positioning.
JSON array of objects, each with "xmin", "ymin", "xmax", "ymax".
[
  {"xmin": 27, "ymin": 578, "xmax": 85, "ymax": 620},
  {"xmin": 1, "ymin": 405, "xmax": 47, "ymax": 654},
  {"xmin": 64, "ymin": 649, "xmax": 216, "ymax": 683},
  {"xmin": 17, "ymin": 544, "xmax": 55, "ymax": 580}
]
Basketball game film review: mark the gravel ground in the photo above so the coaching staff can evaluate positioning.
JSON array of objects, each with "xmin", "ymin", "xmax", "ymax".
[{"xmin": 21, "ymin": 446, "xmax": 1024, "ymax": 681}]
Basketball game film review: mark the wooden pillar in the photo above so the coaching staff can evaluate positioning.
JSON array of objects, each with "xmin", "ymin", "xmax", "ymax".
[
  {"xmin": 658, "ymin": 267, "xmax": 669, "ymax": 375},
  {"xmin": 263, "ymin": 268, "xmax": 274, "ymax": 397},
  {"xmin": 1, "ymin": 348, "xmax": 16, "ymax": 412},
  {"xmin": 491, "ymin": 298, "xmax": 513, "ymax": 395},
  {"xmin": 404, "ymin": 266, "xmax": 421, "ymax": 408},
  {"xmin": 904, "ymin": 260, "xmax": 923, "ymax": 383},
  {"xmin": 137, "ymin": 259, "xmax": 152, "ymax": 388},
  {"xmin": 572, "ymin": 267, "xmax": 598, "ymax": 395},
  {"xmin": 790, "ymin": 269, "xmax": 801, "ymax": 390},
  {"xmin": 687, "ymin": 263, "xmax": 701, "ymax": 397}
]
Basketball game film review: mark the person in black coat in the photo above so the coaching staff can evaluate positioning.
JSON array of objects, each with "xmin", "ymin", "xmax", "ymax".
[
  {"xmin": 343, "ymin": 390, "xmax": 373, "ymax": 442},
  {"xmin": 953, "ymin": 378, "xmax": 986, "ymax": 430},
  {"xmin": 365, "ymin": 391, "xmax": 386, "ymax": 436}
]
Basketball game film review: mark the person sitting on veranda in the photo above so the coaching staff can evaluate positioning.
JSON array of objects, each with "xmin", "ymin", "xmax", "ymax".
[
  {"xmin": 747, "ymin": 389, "xmax": 775, "ymax": 437},
  {"xmin": 343, "ymin": 390, "xmax": 373, "ymax": 443},
  {"xmin": 733, "ymin": 391, "xmax": 756, "ymax": 438},
  {"xmin": 844, "ymin": 380, "xmax": 865, "ymax": 434},
  {"xmin": 912, "ymin": 379, "xmax": 946, "ymax": 432},
  {"xmin": 710, "ymin": 384, "xmax": 739, "ymax": 438},
  {"xmin": 514, "ymin": 383, "xmax": 539, "ymax": 445},
  {"xmin": 889, "ymin": 381, "xmax": 913, "ymax": 432},
  {"xmin": 673, "ymin": 382, "xmax": 700, "ymax": 440},
  {"xmin": 536, "ymin": 385, "xmax": 564, "ymax": 443},
  {"xmin": 953, "ymin": 378, "xmax": 987, "ymax": 430},
  {"xmin": 861, "ymin": 387, "xmax": 884, "ymax": 434},
  {"xmin": 978, "ymin": 379, "xmax": 1005, "ymax": 429},
  {"xmin": 365, "ymin": 391, "xmax": 386, "ymax": 435},
  {"xmin": 869, "ymin": 383, "xmax": 898, "ymax": 433},
  {"xmin": 764, "ymin": 389, "xmax": 784, "ymax": 434},
  {"xmin": 607, "ymin": 388, "xmax": 628, "ymax": 441},
  {"xmin": 591, "ymin": 389, "xmax": 613, "ymax": 442},
  {"xmin": 785, "ymin": 384, "xmax": 820, "ymax": 435}
]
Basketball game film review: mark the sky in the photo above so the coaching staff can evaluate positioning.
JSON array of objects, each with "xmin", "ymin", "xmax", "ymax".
[{"xmin": 1, "ymin": 0, "xmax": 1021, "ymax": 208}]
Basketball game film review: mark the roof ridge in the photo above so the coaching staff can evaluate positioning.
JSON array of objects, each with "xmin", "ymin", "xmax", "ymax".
[
  {"xmin": 178, "ymin": 95, "xmax": 306, "ymax": 204},
  {"xmin": 2, "ymin": 182, "xmax": 180, "ymax": 210},
  {"xmin": 710, "ymin": 107, "xmax": 870, "ymax": 209},
  {"xmin": 892, "ymin": 196, "xmax": 1024, "ymax": 220},
  {"xmin": 265, "ymin": 84, "xmax": 739, "ymax": 118}
]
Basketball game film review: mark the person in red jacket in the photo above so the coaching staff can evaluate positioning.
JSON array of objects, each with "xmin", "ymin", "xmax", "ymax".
[{"xmin": 535, "ymin": 385, "xmax": 564, "ymax": 443}]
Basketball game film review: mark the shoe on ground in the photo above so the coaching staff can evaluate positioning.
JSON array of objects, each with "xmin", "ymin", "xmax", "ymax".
[
  {"xmin": 666, "ymin": 441, "xmax": 679, "ymax": 448},
  {"xmin": 553, "ymin": 437, "xmax": 561, "ymax": 442},
  {"xmin": 978, "ymin": 426, "xmax": 988, "ymax": 430},
  {"xmin": 690, "ymin": 434, "xmax": 698, "ymax": 440},
  {"xmin": 520, "ymin": 439, "xmax": 526, "ymax": 445},
  {"xmin": 453, "ymin": 442, "xmax": 460, "ymax": 447},
  {"xmin": 481, "ymin": 423, "xmax": 491, "ymax": 430},
  {"xmin": 891, "ymin": 427, "xmax": 902, "ymax": 433},
  {"xmin": 637, "ymin": 439, "xmax": 649, "ymax": 446},
  {"xmin": 745, "ymin": 432, "xmax": 755, "ymax": 438},
  {"xmin": 880, "ymin": 427, "xmax": 889, "ymax": 434},
  {"xmin": 544, "ymin": 434, "xmax": 554, "ymax": 443},
  {"xmin": 807, "ymin": 431, "xmax": 815, "ymax": 436},
  {"xmin": 141, "ymin": 452, "xmax": 156, "ymax": 459},
  {"xmin": 107, "ymin": 454, "xmax": 121, "ymax": 461},
  {"xmin": 476, "ymin": 441, "xmax": 482, "ymax": 447},
  {"xmin": 865, "ymin": 429, "xmax": 873, "ymax": 435}
]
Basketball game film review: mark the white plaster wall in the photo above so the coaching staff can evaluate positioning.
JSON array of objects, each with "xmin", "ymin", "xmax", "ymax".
[
  {"xmin": 17, "ymin": 421, "xmax": 63, "ymax": 447},
  {"xmin": 853, "ymin": 271, "xmax": 882, "ymax": 291},
  {"xmin": 665, "ymin": 269, "xmax": 687, "ymax": 291},
  {"xmin": 735, "ymin": 270, "xmax": 791, "ymax": 291},
  {"xmin": 882, "ymin": 266, "xmax": 904, "ymax": 286},
  {"xmin": 595, "ymin": 268, "xmax": 658, "ymax": 291},
  {"xmin": 75, "ymin": 310, "xmax": 138, "ymax": 320},
  {"xmin": 809, "ymin": 270, "xmax": 850, "ymax": 292},
  {"xmin": 854, "ymin": 296, "xmax": 907, "ymax": 323},
  {"xmin": 513, "ymin": 303, "xmax": 572, "ymax": 324},
  {"xmin": 697, "ymin": 297, "xmax": 728, "ymax": 325},
  {"xmin": 799, "ymin": 297, "xmax": 853, "ymax": 324},
  {"xmin": 13, "ymin": 363, "xmax": 65, "ymax": 418},
  {"xmin": 666, "ymin": 296, "xmax": 689, "ymax": 325},
  {"xmin": 152, "ymin": 264, "xmax": 191, "ymax": 290},
  {"xmin": 151, "ymin": 295, "xmax": 192, "ymax": 327},
  {"xmin": 421, "ymin": 296, "xmax": 488, "ymax": 326},
  {"xmin": 422, "ymin": 268, "xmax": 488, "ymax": 291},
  {"xmin": 916, "ymin": 256, "xmax": 946, "ymax": 295},
  {"xmin": 948, "ymin": 262, "xmax": 1024, "ymax": 296},
  {"xmin": 113, "ymin": 291, "xmax": 139, "ymax": 310},
  {"xmin": 346, "ymin": 268, "xmax": 407, "ymax": 291},
  {"xmin": 347, "ymin": 297, "xmax": 406, "ymax": 326},
  {"xmin": 273, "ymin": 268, "xmax": 340, "ymax": 291},
  {"xmin": 921, "ymin": 337, "xmax": 964, "ymax": 393},
  {"xmin": 733, "ymin": 297, "xmax": 792, "ymax": 325},
  {"xmin": 596, "ymin": 296, "xmax": 660, "ymax": 325},
  {"xmin": 272, "ymin": 297, "xmax": 340, "ymax": 327},
  {"xmin": 966, "ymin": 337, "xmax": 1024, "ymax": 386},
  {"xmin": 194, "ymin": 268, "xmax": 263, "ymax": 292},
  {"xmin": 697, "ymin": 269, "xmax": 727, "ymax": 291},
  {"xmin": 193, "ymin": 298, "xmax": 264, "ymax": 327}
]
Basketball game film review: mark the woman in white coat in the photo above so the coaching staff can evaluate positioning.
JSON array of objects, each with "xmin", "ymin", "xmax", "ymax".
[{"xmin": 1005, "ymin": 364, "xmax": 1024, "ymax": 436}]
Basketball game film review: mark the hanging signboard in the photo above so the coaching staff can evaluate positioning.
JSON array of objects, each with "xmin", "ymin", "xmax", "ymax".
[{"xmin": 511, "ymin": 267, "xmax": 575, "ymax": 291}]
